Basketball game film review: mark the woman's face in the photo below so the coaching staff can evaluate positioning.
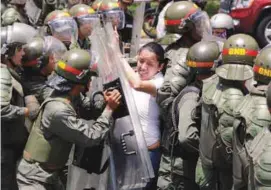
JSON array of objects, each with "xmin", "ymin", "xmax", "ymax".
[{"xmin": 137, "ymin": 49, "xmax": 163, "ymax": 80}]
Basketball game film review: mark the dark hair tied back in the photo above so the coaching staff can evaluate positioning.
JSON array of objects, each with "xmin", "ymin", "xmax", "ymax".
[{"xmin": 138, "ymin": 42, "xmax": 165, "ymax": 65}]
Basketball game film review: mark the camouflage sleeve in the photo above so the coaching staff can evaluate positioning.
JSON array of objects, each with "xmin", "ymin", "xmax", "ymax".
[
  {"xmin": 1, "ymin": 104, "xmax": 25, "ymax": 121},
  {"xmin": 177, "ymin": 92, "xmax": 200, "ymax": 156},
  {"xmin": 79, "ymin": 93, "xmax": 105, "ymax": 120},
  {"xmin": 43, "ymin": 101, "xmax": 112, "ymax": 147}
]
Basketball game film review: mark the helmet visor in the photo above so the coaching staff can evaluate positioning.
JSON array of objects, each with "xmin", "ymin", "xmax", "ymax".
[
  {"xmin": 190, "ymin": 11, "xmax": 212, "ymax": 38},
  {"xmin": 77, "ymin": 15, "xmax": 100, "ymax": 36},
  {"xmin": 104, "ymin": 10, "xmax": 125, "ymax": 29},
  {"xmin": 44, "ymin": 36, "xmax": 67, "ymax": 62},
  {"xmin": 48, "ymin": 18, "xmax": 78, "ymax": 44}
]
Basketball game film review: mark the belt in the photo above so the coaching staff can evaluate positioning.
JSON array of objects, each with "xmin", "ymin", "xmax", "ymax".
[
  {"xmin": 148, "ymin": 141, "xmax": 160, "ymax": 150},
  {"xmin": 23, "ymin": 151, "xmax": 60, "ymax": 171}
]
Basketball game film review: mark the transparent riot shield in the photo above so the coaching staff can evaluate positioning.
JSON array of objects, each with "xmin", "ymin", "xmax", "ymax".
[{"xmin": 90, "ymin": 22, "xmax": 154, "ymax": 189}]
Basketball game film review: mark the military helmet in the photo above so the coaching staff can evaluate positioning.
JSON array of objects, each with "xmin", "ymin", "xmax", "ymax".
[
  {"xmin": 211, "ymin": 13, "xmax": 234, "ymax": 30},
  {"xmin": 267, "ymin": 82, "xmax": 271, "ymax": 112},
  {"xmin": 216, "ymin": 34, "xmax": 259, "ymax": 81},
  {"xmin": 1, "ymin": 27, "xmax": 7, "ymax": 48},
  {"xmin": 22, "ymin": 36, "xmax": 67, "ymax": 70},
  {"xmin": 99, "ymin": 0, "xmax": 125, "ymax": 29},
  {"xmin": 99, "ymin": 0, "xmax": 120, "ymax": 11},
  {"xmin": 22, "ymin": 37, "xmax": 45, "ymax": 68},
  {"xmin": 222, "ymin": 34, "xmax": 259, "ymax": 65},
  {"xmin": 1, "ymin": 7, "xmax": 26, "ymax": 26},
  {"xmin": 69, "ymin": 3, "xmax": 99, "ymax": 32},
  {"xmin": 1, "ymin": 23, "xmax": 37, "ymax": 57},
  {"xmin": 164, "ymin": 1, "xmax": 200, "ymax": 34},
  {"xmin": 44, "ymin": 10, "xmax": 72, "ymax": 25},
  {"xmin": 44, "ymin": 10, "xmax": 78, "ymax": 45},
  {"xmin": 210, "ymin": 13, "xmax": 234, "ymax": 39},
  {"xmin": 253, "ymin": 47, "xmax": 271, "ymax": 85},
  {"xmin": 69, "ymin": 4, "xmax": 95, "ymax": 17},
  {"xmin": 55, "ymin": 49, "xmax": 92, "ymax": 84},
  {"xmin": 186, "ymin": 40, "xmax": 220, "ymax": 73}
]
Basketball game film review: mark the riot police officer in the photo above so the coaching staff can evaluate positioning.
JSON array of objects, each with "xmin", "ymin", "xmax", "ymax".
[
  {"xmin": 44, "ymin": 10, "xmax": 79, "ymax": 49},
  {"xmin": 156, "ymin": 2, "xmax": 212, "ymax": 189},
  {"xmin": 21, "ymin": 36, "xmax": 67, "ymax": 103},
  {"xmin": 1, "ymin": 22, "xmax": 38, "ymax": 190},
  {"xmin": 233, "ymin": 46, "xmax": 271, "ymax": 190},
  {"xmin": 69, "ymin": 4, "xmax": 99, "ymax": 50},
  {"xmin": 16, "ymin": 49, "xmax": 121, "ymax": 190},
  {"xmin": 210, "ymin": 13, "xmax": 234, "ymax": 39},
  {"xmin": 166, "ymin": 40, "xmax": 221, "ymax": 190},
  {"xmin": 196, "ymin": 34, "xmax": 259, "ymax": 190},
  {"xmin": 99, "ymin": 0, "xmax": 127, "ymax": 46}
]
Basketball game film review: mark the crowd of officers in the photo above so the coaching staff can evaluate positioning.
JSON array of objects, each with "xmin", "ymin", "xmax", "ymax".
[{"xmin": 1, "ymin": 0, "xmax": 271, "ymax": 190}]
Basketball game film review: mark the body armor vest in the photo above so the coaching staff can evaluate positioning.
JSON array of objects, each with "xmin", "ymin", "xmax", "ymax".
[
  {"xmin": 232, "ymin": 87, "xmax": 271, "ymax": 190},
  {"xmin": 199, "ymin": 74, "xmax": 244, "ymax": 169},
  {"xmin": 160, "ymin": 47, "xmax": 190, "ymax": 153},
  {"xmin": 167, "ymin": 85, "xmax": 200, "ymax": 157},
  {"xmin": 247, "ymin": 127, "xmax": 271, "ymax": 189},
  {"xmin": 168, "ymin": 48, "xmax": 189, "ymax": 97},
  {"xmin": 24, "ymin": 98, "xmax": 74, "ymax": 168}
]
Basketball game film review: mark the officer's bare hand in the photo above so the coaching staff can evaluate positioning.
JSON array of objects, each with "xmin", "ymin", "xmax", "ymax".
[{"xmin": 104, "ymin": 89, "xmax": 122, "ymax": 111}]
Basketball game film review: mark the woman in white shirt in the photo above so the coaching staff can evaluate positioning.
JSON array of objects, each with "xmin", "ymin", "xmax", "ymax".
[{"xmin": 123, "ymin": 42, "xmax": 165, "ymax": 189}]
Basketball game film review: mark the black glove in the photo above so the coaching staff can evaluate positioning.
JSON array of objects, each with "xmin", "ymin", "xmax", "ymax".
[{"xmin": 91, "ymin": 91, "xmax": 105, "ymax": 110}]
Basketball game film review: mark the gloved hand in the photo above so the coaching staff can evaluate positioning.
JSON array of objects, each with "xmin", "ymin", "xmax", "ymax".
[
  {"xmin": 24, "ymin": 95, "xmax": 40, "ymax": 120},
  {"xmin": 91, "ymin": 91, "xmax": 105, "ymax": 110}
]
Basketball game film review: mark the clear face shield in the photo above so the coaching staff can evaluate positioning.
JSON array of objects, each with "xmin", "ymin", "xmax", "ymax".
[
  {"xmin": 190, "ymin": 10, "xmax": 212, "ymax": 39},
  {"xmin": 48, "ymin": 18, "xmax": 78, "ymax": 46},
  {"xmin": 77, "ymin": 14, "xmax": 100, "ymax": 37},
  {"xmin": 44, "ymin": 36, "xmax": 67, "ymax": 63},
  {"xmin": 103, "ymin": 9, "xmax": 125, "ymax": 30}
]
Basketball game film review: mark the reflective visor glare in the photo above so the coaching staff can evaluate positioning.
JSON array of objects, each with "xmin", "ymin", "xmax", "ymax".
[
  {"xmin": 48, "ymin": 19, "xmax": 78, "ymax": 42},
  {"xmin": 78, "ymin": 15, "xmax": 100, "ymax": 25},
  {"xmin": 105, "ymin": 11, "xmax": 125, "ymax": 29}
]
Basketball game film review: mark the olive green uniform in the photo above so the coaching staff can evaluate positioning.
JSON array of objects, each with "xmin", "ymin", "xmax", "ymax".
[
  {"xmin": 22, "ymin": 71, "xmax": 53, "ymax": 103},
  {"xmin": 196, "ymin": 75, "xmax": 245, "ymax": 190},
  {"xmin": 16, "ymin": 95, "xmax": 112, "ymax": 190},
  {"xmin": 233, "ymin": 45, "xmax": 271, "ymax": 190},
  {"xmin": 17, "ymin": 49, "xmax": 108, "ymax": 190},
  {"xmin": 1, "ymin": 64, "xmax": 28, "ymax": 190},
  {"xmin": 196, "ymin": 34, "xmax": 259, "ymax": 190},
  {"xmin": 232, "ymin": 86, "xmax": 271, "ymax": 190},
  {"xmin": 78, "ymin": 38, "xmax": 91, "ymax": 50},
  {"xmin": 157, "ymin": 41, "xmax": 192, "ymax": 189}
]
